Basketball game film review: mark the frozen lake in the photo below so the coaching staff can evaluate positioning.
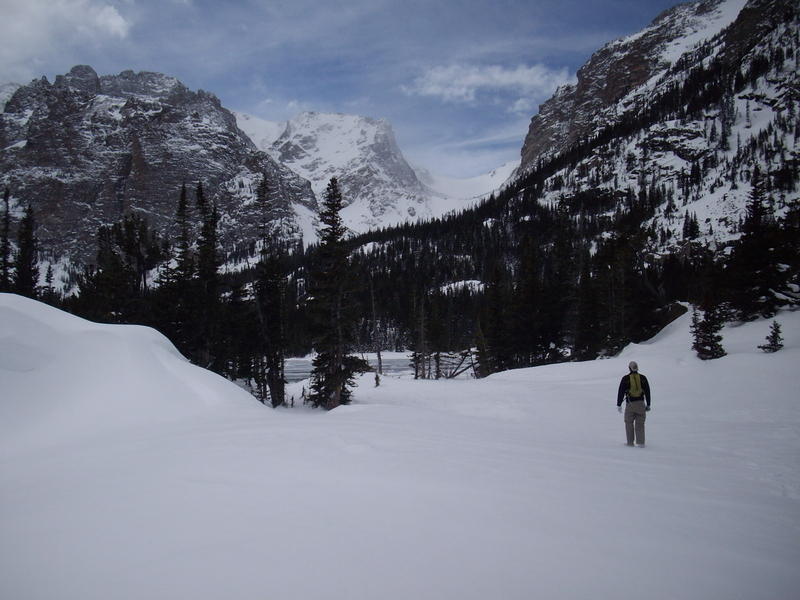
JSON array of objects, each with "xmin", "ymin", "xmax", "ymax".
[{"xmin": 284, "ymin": 354, "xmax": 414, "ymax": 382}]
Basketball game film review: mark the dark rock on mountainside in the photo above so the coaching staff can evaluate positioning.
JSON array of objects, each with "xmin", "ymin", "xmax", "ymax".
[
  {"xmin": 0, "ymin": 66, "xmax": 316, "ymax": 266},
  {"xmin": 520, "ymin": 0, "xmax": 796, "ymax": 170}
]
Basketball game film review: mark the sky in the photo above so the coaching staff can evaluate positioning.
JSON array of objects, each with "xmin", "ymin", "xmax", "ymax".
[{"xmin": 0, "ymin": 0, "xmax": 680, "ymax": 177}]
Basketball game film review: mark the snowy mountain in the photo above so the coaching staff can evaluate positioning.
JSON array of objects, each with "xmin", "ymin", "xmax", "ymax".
[
  {"xmin": 0, "ymin": 66, "xmax": 316, "ymax": 271},
  {"xmin": 236, "ymin": 110, "xmax": 507, "ymax": 233},
  {"xmin": 516, "ymin": 0, "xmax": 798, "ymax": 248},
  {"xmin": 2, "ymin": 291, "xmax": 799, "ymax": 598}
]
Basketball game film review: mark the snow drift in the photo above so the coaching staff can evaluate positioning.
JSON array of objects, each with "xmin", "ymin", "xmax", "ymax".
[
  {"xmin": 1, "ymin": 293, "xmax": 799, "ymax": 600},
  {"xmin": 0, "ymin": 293, "xmax": 261, "ymax": 455}
]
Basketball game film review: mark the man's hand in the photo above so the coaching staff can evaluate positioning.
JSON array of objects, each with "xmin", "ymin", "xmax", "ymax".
[
  {"xmin": 646, "ymin": 406, "xmax": 651, "ymax": 412},
  {"xmin": 617, "ymin": 406, "xmax": 623, "ymax": 414}
]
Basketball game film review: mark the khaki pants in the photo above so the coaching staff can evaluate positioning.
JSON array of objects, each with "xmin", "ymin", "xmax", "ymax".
[{"xmin": 624, "ymin": 401, "xmax": 647, "ymax": 445}]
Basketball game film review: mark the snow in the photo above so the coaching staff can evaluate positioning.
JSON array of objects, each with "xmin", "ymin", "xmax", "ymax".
[
  {"xmin": 606, "ymin": 0, "xmax": 747, "ymax": 67},
  {"xmin": 415, "ymin": 159, "xmax": 518, "ymax": 200},
  {"xmin": 233, "ymin": 111, "xmax": 286, "ymax": 150},
  {"xmin": 438, "ymin": 279, "xmax": 485, "ymax": 294},
  {"xmin": 0, "ymin": 82, "xmax": 21, "ymax": 111},
  {"xmin": 2, "ymin": 292, "xmax": 799, "ymax": 599},
  {"xmin": 658, "ymin": 0, "xmax": 748, "ymax": 66}
]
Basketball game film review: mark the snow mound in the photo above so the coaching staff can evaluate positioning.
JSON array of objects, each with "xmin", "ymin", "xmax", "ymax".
[{"xmin": 0, "ymin": 293, "xmax": 260, "ymax": 454}]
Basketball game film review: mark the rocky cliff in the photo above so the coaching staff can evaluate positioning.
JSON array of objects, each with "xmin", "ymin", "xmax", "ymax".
[
  {"xmin": 0, "ymin": 66, "xmax": 316, "ymax": 270},
  {"xmin": 517, "ymin": 0, "xmax": 799, "ymax": 248}
]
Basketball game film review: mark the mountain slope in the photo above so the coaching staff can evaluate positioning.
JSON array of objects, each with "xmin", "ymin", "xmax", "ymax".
[
  {"xmin": 521, "ymin": 0, "xmax": 749, "ymax": 167},
  {"xmin": 237, "ymin": 110, "xmax": 506, "ymax": 233},
  {"xmin": 517, "ymin": 0, "xmax": 798, "ymax": 248},
  {"xmin": 0, "ymin": 66, "xmax": 316, "ymax": 269},
  {"xmin": 2, "ymin": 292, "xmax": 798, "ymax": 599}
]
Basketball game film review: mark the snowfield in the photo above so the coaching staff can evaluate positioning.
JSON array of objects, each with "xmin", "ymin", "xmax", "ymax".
[{"xmin": 1, "ymin": 292, "xmax": 799, "ymax": 600}]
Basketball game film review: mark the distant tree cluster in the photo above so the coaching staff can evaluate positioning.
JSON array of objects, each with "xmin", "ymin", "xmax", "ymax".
[{"xmin": 0, "ymin": 187, "xmax": 40, "ymax": 299}]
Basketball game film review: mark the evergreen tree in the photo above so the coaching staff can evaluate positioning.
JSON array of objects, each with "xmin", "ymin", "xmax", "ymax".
[
  {"xmin": 573, "ymin": 251, "xmax": 603, "ymax": 360},
  {"xmin": 758, "ymin": 320, "xmax": 784, "ymax": 353},
  {"xmin": 308, "ymin": 178, "xmax": 367, "ymax": 409},
  {"xmin": 1, "ymin": 188, "xmax": 11, "ymax": 292},
  {"xmin": 472, "ymin": 319, "xmax": 492, "ymax": 379},
  {"xmin": 13, "ymin": 204, "xmax": 39, "ymax": 299},
  {"xmin": 153, "ymin": 184, "xmax": 195, "ymax": 355},
  {"xmin": 483, "ymin": 261, "xmax": 512, "ymax": 372},
  {"xmin": 250, "ymin": 173, "xmax": 289, "ymax": 406},
  {"xmin": 255, "ymin": 249, "xmax": 287, "ymax": 407},
  {"xmin": 410, "ymin": 289, "xmax": 430, "ymax": 379},
  {"xmin": 174, "ymin": 182, "xmax": 195, "ymax": 286},
  {"xmin": 727, "ymin": 168, "xmax": 782, "ymax": 320},
  {"xmin": 195, "ymin": 182, "xmax": 223, "ymax": 369},
  {"xmin": 690, "ymin": 305, "xmax": 726, "ymax": 360},
  {"xmin": 76, "ymin": 224, "xmax": 139, "ymax": 322}
]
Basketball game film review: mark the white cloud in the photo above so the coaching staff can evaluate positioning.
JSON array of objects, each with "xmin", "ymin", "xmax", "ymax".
[
  {"xmin": 403, "ymin": 63, "xmax": 572, "ymax": 110},
  {"xmin": 0, "ymin": 0, "xmax": 132, "ymax": 83},
  {"xmin": 91, "ymin": 4, "xmax": 130, "ymax": 38}
]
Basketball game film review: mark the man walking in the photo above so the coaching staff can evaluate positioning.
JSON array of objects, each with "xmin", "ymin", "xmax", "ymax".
[{"xmin": 617, "ymin": 361, "xmax": 651, "ymax": 447}]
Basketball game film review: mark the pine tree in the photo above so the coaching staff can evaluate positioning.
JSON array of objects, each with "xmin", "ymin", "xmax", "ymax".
[
  {"xmin": 690, "ymin": 305, "xmax": 726, "ymax": 360},
  {"xmin": 255, "ymin": 249, "xmax": 287, "ymax": 407},
  {"xmin": 308, "ymin": 178, "xmax": 368, "ymax": 410},
  {"xmin": 483, "ymin": 262, "xmax": 512, "ymax": 372},
  {"xmin": 195, "ymin": 182, "xmax": 223, "ymax": 370},
  {"xmin": 758, "ymin": 320, "xmax": 784, "ymax": 353},
  {"xmin": 727, "ymin": 167, "xmax": 782, "ymax": 320},
  {"xmin": 153, "ymin": 184, "xmax": 195, "ymax": 356},
  {"xmin": 472, "ymin": 319, "xmax": 492, "ymax": 378},
  {"xmin": 251, "ymin": 173, "xmax": 289, "ymax": 406},
  {"xmin": 410, "ymin": 289, "xmax": 429, "ymax": 379},
  {"xmin": 13, "ymin": 204, "xmax": 39, "ymax": 299},
  {"xmin": 175, "ymin": 183, "xmax": 194, "ymax": 285},
  {"xmin": 1, "ymin": 188, "xmax": 11, "ymax": 292}
]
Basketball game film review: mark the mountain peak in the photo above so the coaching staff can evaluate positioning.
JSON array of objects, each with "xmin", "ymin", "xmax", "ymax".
[
  {"xmin": 54, "ymin": 65, "xmax": 100, "ymax": 94},
  {"xmin": 520, "ymin": 0, "xmax": 752, "ymax": 169}
]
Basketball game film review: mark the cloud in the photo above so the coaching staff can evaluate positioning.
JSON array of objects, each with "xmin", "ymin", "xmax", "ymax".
[
  {"xmin": 90, "ymin": 4, "xmax": 130, "ymax": 38},
  {"xmin": 403, "ymin": 63, "xmax": 573, "ymax": 110},
  {"xmin": 402, "ymin": 117, "xmax": 532, "ymax": 178},
  {"xmin": 0, "ymin": 0, "xmax": 131, "ymax": 82}
]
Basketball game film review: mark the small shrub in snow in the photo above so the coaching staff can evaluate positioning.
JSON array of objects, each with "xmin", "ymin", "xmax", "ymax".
[{"xmin": 758, "ymin": 320, "xmax": 784, "ymax": 353}]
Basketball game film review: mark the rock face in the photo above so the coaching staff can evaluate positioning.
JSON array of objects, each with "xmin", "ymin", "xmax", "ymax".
[
  {"xmin": 521, "ymin": 0, "xmax": 750, "ymax": 168},
  {"xmin": 237, "ymin": 111, "xmax": 498, "ymax": 233},
  {"xmin": 517, "ymin": 0, "xmax": 799, "ymax": 248},
  {"xmin": 0, "ymin": 66, "xmax": 316, "ymax": 266},
  {"xmin": 265, "ymin": 112, "xmax": 434, "ymax": 231}
]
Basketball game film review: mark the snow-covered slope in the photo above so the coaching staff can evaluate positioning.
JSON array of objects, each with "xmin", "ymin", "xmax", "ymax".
[
  {"xmin": 0, "ymin": 293, "xmax": 260, "ymax": 455},
  {"xmin": 232, "ymin": 110, "xmax": 285, "ymax": 150},
  {"xmin": 0, "ymin": 82, "xmax": 21, "ymax": 111},
  {"xmin": 516, "ymin": 0, "xmax": 798, "ymax": 250},
  {"xmin": 414, "ymin": 159, "xmax": 518, "ymax": 200},
  {"xmin": 2, "ymin": 292, "xmax": 799, "ymax": 599}
]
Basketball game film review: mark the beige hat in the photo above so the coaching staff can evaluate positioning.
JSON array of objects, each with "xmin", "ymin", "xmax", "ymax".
[{"xmin": 628, "ymin": 361, "xmax": 638, "ymax": 372}]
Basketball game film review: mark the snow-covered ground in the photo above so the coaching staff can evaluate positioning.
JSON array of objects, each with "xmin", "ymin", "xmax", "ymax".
[{"xmin": 1, "ymin": 292, "xmax": 799, "ymax": 600}]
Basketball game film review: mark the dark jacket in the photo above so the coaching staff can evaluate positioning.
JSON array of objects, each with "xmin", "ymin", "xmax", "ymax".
[{"xmin": 617, "ymin": 373, "xmax": 651, "ymax": 407}]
